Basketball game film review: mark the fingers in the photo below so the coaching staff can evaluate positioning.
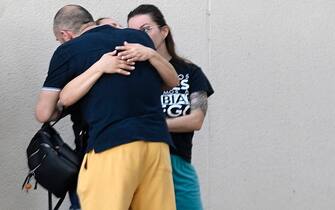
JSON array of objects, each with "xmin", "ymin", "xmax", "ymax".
[
  {"xmin": 115, "ymin": 45, "xmax": 126, "ymax": 51},
  {"xmin": 116, "ymin": 69, "xmax": 131, "ymax": 76},
  {"xmin": 126, "ymin": 60, "xmax": 135, "ymax": 65},
  {"xmin": 124, "ymin": 41, "xmax": 137, "ymax": 46},
  {"xmin": 101, "ymin": 54, "xmax": 135, "ymax": 75},
  {"xmin": 115, "ymin": 63, "xmax": 135, "ymax": 76},
  {"xmin": 105, "ymin": 50, "xmax": 117, "ymax": 56},
  {"xmin": 115, "ymin": 42, "xmax": 137, "ymax": 52},
  {"xmin": 116, "ymin": 47, "xmax": 134, "ymax": 57},
  {"xmin": 114, "ymin": 41, "xmax": 146, "ymax": 63},
  {"xmin": 114, "ymin": 61, "xmax": 135, "ymax": 76},
  {"xmin": 120, "ymin": 53, "xmax": 135, "ymax": 60},
  {"xmin": 117, "ymin": 50, "xmax": 139, "ymax": 61},
  {"xmin": 117, "ymin": 50, "xmax": 129, "ymax": 58},
  {"xmin": 126, "ymin": 58, "xmax": 136, "ymax": 63},
  {"xmin": 119, "ymin": 62, "xmax": 135, "ymax": 71},
  {"xmin": 115, "ymin": 47, "xmax": 132, "ymax": 60}
]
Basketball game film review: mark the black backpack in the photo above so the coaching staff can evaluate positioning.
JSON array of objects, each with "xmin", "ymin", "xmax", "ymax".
[{"xmin": 22, "ymin": 122, "xmax": 81, "ymax": 210}]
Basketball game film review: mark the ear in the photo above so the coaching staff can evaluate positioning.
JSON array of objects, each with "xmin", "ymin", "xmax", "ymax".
[
  {"xmin": 160, "ymin": 25, "xmax": 170, "ymax": 40},
  {"xmin": 60, "ymin": 30, "xmax": 75, "ymax": 42}
]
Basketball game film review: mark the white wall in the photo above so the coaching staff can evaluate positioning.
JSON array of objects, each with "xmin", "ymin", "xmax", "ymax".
[{"xmin": 1, "ymin": 1, "xmax": 335, "ymax": 209}]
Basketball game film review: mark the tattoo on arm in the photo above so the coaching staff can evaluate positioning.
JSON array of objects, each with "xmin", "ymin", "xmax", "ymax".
[{"xmin": 190, "ymin": 91, "xmax": 208, "ymax": 116}]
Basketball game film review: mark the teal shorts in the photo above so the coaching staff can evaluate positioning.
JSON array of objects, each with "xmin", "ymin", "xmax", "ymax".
[{"xmin": 171, "ymin": 155, "xmax": 203, "ymax": 210}]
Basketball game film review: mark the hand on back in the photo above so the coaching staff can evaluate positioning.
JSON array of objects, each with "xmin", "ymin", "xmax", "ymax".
[
  {"xmin": 116, "ymin": 41, "xmax": 154, "ymax": 62},
  {"xmin": 98, "ymin": 50, "xmax": 135, "ymax": 76}
]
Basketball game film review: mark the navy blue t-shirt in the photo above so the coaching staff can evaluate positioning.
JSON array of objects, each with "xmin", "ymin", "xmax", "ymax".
[
  {"xmin": 161, "ymin": 58, "xmax": 214, "ymax": 162},
  {"xmin": 43, "ymin": 25, "xmax": 172, "ymax": 152}
]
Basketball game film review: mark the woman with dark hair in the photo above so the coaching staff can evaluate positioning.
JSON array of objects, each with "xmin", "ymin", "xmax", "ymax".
[{"xmin": 118, "ymin": 4, "xmax": 214, "ymax": 210}]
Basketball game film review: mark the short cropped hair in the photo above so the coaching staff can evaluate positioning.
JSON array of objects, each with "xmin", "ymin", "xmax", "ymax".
[{"xmin": 53, "ymin": 4, "xmax": 94, "ymax": 34}]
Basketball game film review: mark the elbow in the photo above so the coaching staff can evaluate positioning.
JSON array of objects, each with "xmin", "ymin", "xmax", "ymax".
[
  {"xmin": 35, "ymin": 106, "xmax": 51, "ymax": 123},
  {"xmin": 192, "ymin": 114, "xmax": 205, "ymax": 131},
  {"xmin": 193, "ymin": 121, "xmax": 203, "ymax": 131}
]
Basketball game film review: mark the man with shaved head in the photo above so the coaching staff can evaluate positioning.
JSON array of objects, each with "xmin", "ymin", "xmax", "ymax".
[{"xmin": 36, "ymin": 4, "xmax": 177, "ymax": 210}]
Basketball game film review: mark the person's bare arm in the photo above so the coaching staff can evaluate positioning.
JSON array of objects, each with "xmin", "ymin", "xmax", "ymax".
[
  {"xmin": 59, "ymin": 51, "xmax": 135, "ymax": 107},
  {"xmin": 166, "ymin": 91, "xmax": 208, "ymax": 132},
  {"xmin": 116, "ymin": 42, "xmax": 179, "ymax": 89},
  {"xmin": 35, "ymin": 90, "xmax": 62, "ymax": 122}
]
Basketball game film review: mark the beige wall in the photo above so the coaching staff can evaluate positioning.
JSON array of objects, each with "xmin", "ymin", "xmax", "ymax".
[{"xmin": 1, "ymin": 0, "xmax": 335, "ymax": 209}]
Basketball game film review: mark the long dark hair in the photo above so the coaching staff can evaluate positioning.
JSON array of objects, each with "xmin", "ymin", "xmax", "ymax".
[{"xmin": 128, "ymin": 4, "xmax": 189, "ymax": 63}]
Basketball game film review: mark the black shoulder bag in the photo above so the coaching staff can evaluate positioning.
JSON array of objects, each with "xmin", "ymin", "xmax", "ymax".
[{"xmin": 22, "ymin": 120, "xmax": 81, "ymax": 210}]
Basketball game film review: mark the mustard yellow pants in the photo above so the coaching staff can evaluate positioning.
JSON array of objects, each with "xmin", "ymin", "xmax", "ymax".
[{"xmin": 77, "ymin": 141, "xmax": 176, "ymax": 210}]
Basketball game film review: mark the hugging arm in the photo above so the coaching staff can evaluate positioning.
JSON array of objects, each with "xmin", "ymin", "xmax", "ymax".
[
  {"xmin": 35, "ymin": 90, "xmax": 63, "ymax": 122},
  {"xmin": 59, "ymin": 51, "xmax": 135, "ymax": 107},
  {"xmin": 60, "ymin": 43, "xmax": 179, "ymax": 107},
  {"xmin": 116, "ymin": 42, "xmax": 179, "ymax": 89}
]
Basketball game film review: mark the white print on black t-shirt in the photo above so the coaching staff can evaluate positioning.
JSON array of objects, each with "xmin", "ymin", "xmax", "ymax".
[{"xmin": 161, "ymin": 73, "xmax": 191, "ymax": 118}]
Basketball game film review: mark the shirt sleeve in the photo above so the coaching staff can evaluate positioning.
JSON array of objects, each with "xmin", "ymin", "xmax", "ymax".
[
  {"xmin": 42, "ymin": 47, "xmax": 72, "ymax": 90},
  {"xmin": 189, "ymin": 64, "xmax": 214, "ymax": 97}
]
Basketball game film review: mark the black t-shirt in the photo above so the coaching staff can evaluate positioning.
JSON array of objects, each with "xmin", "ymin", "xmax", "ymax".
[
  {"xmin": 43, "ymin": 25, "xmax": 172, "ymax": 153},
  {"xmin": 162, "ymin": 58, "xmax": 214, "ymax": 162}
]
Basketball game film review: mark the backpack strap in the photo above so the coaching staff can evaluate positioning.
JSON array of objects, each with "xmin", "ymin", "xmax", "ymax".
[
  {"xmin": 49, "ymin": 112, "xmax": 63, "ymax": 127},
  {"xmin": 48, "ymin": 191, "xmax": 66, "ymax": 210},
  {"xmin": 48, "ymin": 191, "xmax": 52, "ymax": 210}
]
